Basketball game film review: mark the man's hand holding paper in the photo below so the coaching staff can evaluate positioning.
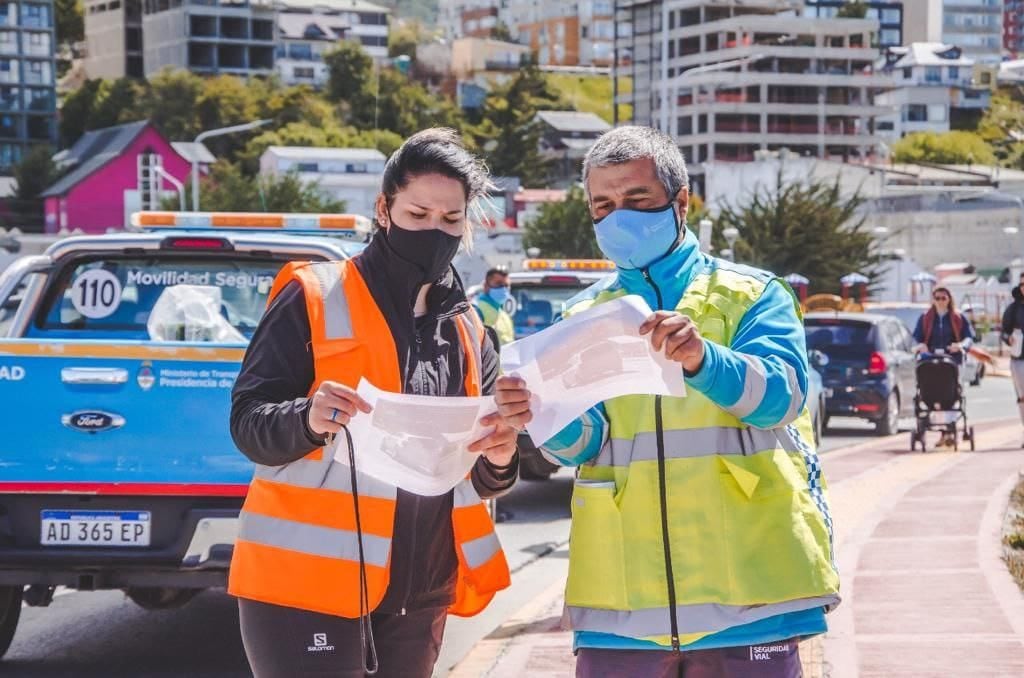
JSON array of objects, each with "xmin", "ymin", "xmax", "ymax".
[{"xmin": 497, "ymin": 295, "xmax": 687, "ymax": 445}]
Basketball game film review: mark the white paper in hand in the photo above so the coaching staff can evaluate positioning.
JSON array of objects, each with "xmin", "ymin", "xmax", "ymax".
[
  {"xmin": 336, "ymin": 379, "xmax": 497, "ymax": 496},
  {"xmin": 501, "ymin": 294, "xmax": 687, "ymax": 445}
]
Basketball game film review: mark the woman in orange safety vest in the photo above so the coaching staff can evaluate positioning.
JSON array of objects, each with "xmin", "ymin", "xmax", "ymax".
[{"xmin": 228, "ymin": 128, "xmax": 523, "ymax": 677}]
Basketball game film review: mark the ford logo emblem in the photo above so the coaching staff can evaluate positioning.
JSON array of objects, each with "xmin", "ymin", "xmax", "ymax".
[{"xmin": 61, "ymin": 411, "xmax": 125, "ymax": 434}]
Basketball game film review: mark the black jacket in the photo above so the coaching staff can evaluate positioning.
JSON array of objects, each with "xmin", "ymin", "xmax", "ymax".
[
  {"xmin": 1002, "ymin": 286, "xmax": 1024, "ymax": 359},
  {"xmin": 230, "ymin": 235, "xmax": 518, "ymax": 613}
]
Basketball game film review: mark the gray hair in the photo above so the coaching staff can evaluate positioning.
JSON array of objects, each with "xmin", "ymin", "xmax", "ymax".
[{"xmin": 582, "ymin": 126, "xmax": 689, "ymax": 199}]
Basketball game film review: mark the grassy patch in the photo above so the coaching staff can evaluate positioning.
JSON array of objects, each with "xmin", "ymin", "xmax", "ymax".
[
  {"xmin": 546, "ymin": 74, "xmax": 633, "ymax": 124},
  {"xmin": 1003, "ymin": 474, "xmax": 1024, "ymax": 591}
]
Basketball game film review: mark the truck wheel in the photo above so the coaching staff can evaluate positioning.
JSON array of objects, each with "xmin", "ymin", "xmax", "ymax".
[
  {"xmin": 0, "ymin": 585, "xmax": 23, "ymax": 659},
  {"xmin": 125, "ymin": 587, "xmax": 202, "ymax": 611}
]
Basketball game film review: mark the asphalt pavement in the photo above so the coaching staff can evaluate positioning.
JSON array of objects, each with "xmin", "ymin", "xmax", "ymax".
[{"xmin": 2, "ymin": 376, "xmax": 1017, "ymax": 677}]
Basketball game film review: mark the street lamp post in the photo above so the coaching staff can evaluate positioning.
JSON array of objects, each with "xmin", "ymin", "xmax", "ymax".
[
  {"xmin": 191, "ymin": 119, "xmax": 272, "ymax": 212},
  {"xmin": 722, "ymin": 226, "xmax": 739, "ymax": 262}
]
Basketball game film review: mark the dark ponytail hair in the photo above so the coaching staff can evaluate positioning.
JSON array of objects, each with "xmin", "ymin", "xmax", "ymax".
[{"xmin": 378, "ymin": 128, "xmax": 493, "ymax": 243}]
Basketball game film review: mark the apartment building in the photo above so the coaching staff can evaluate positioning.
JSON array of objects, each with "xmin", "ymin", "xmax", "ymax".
[
  {"xmin": 280, "ymin": 0, "xmax": 388, "ymax": 59},
  {"xmin": 905, "ymin": 0, "xmax": 1003, "ymax": 63},
  {"xmin": 874, "ymin": 42, "xmax": 990, "ymax": 141},
  {"xmin": 273, "ymin": 11, "xmax": 345, "ymax": 86},
  {"xmin": 141, "ymin": 0, "xmax": 277, "ymax": 77},
  {"xmin": 515, "ymin": 0, "xmax": 616, "ymax": 66},
  {"xmin": 618, "ymin": 0, "xmax": 889, "ymax": 171},
  {"xmin": 804, "ymin": 0, "xmax": 904, "ymax": 48},
  {"xmin": 1007, "ymin": 0, "xmax": 1024, "ymax": 57},
  {"xmin": 0, "ymin": 0, "xmax": 57, "ymax": 172},
  {"xmin": 84, "ymin": 0, "xmax": 144, "ymax": 78},
  {"xmin": 439, "ymin": 0, "xmax": 502, "ymax": 40}
]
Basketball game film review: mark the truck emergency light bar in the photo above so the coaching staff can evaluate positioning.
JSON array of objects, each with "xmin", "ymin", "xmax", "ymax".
[
  {"xmin": 130, "ymin": 211, "xmax": 372, "ymax": 232},
  {"xmin": 522, "ymin": 259, "xmax": 616, "ymax": 272}
]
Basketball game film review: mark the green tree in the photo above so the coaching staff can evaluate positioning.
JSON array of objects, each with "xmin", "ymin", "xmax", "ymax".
[
  {"xmin": 10, "ymin": 146, "xmax": 60, "ymax": 233},
  {"xmin": 388, "ymin": 20, "xmax": 426, "ymax": 61},
  {"xmin": 351, "ymin": 68, "xmax": 463, "ymax": 138},
  {"xmin": 55, "ymin": 0, "xmax": 84, "ymax": 44},
  {"xmin": 135, "ymin": 69, "xmax": 205, "ymax": 142},
  {"xmin": 91, "ymin": 78, "xmax": 143, "ymax": 129},
  {"xmin": 836, "ymin": 1, "xmax": 868, "ymax": 19},
  {"xmin": 713, "ymin": 170, "xmax": 879, "ymax": 295},
  {"xmin": 978, "ymin": 90, "xmax": 1024, "ymax": 167},
  {"xmin": 891, "ymin": 130, "xmax": 996, "ymax": 165},
  {"xmin": 169, "ymin": 162, "xmax": 346, "ymax": 213},
  {"xmin": 473, "ymin": 59, "xmax": 566, "ymax": 186},
  {"xmin": 59, "ymin": 79, "xmax": 105, "ymax": 147},
  {"xmin": 325, "ymin": 41, "xmax": 374, "ymax": 104},
  {"xmin": 522, "ymin": 186, "xmax": 601, "ymax": 258},
  {"xmin": 490, "ymin": 22, "xmax": 514, "ymax": 42}
]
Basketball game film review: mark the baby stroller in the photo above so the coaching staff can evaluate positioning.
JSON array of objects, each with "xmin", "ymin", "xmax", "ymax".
[{"xmin": 910, "ymin": 353, "xmax": 975, "ymax": 452}]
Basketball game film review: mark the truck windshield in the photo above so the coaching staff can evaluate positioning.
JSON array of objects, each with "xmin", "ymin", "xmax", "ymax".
[
  {"xmin": 512, "ymin": 285, "xmax": 585, "ymax": 337},
  {"xmin": 33, "ymin": 256, "xmax": 289, "ymax": 340}
]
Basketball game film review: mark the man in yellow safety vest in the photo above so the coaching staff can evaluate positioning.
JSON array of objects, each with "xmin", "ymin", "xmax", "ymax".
[
  {"xmin": 474, "ymin": 268, "xmax": 515, "ymax": 346},
  {"xmin": 495, "ymin": 126, "xmax": 839, "ymax": 677}
]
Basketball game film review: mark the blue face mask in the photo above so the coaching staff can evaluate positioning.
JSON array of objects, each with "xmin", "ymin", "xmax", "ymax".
[
  {"xmin": 488, "ymin": 285, "xmax": 511, "ymax": 306},
  {"xmin": 594, "ymin": 202, "xmax": 680, "ymax": 270}
]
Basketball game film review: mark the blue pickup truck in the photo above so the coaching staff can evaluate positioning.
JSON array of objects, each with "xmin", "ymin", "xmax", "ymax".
[{"xmin": 0, "ymin": 212, "xmax": 367, "ymax": 657}]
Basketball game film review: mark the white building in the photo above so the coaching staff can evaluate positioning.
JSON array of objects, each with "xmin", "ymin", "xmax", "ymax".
[
  {"xmin": 260, "ymin": 146, "xmax": 386, "ymax": 217},
  {"xmin": 874, "ymin": 43, "xmax": 990, "ymax": 142},
  {"xmin": 619, "ymin": 0, "xmax": 890, "ymax": 168},
  {"xmin": 904, "ymin": 0, "xmax": 1003, "ymax": 64},
  {"xmin": 276, "ymin": 0, "xmax": 390, "ymax": 60},
  {"xmin": 274, "ymin": 12, "xmax": 348, "ymax": 86}
]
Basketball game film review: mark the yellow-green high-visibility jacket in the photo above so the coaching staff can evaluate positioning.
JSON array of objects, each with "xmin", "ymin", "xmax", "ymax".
[
  {"xmin": 474, "ymin": 294, "xmax": 515, "ymax": 346},
  {"xmin": 540, "ymin": 235, "xmax": 840, "ymax": 650}
]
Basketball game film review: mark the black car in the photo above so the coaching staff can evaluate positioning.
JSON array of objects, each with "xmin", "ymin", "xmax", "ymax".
[{"xmin": 805, "ymin": 312, "xmax": 917, "ymax": 435}]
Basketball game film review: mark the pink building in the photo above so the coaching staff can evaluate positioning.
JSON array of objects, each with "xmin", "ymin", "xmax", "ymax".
[{"xmin": 41, "ymin": 121, "xmax": 196, "ymax": 234}]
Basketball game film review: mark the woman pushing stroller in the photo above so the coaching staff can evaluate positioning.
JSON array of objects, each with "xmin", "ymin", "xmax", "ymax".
[{"xmin": 912, "ymin": 287, "xmax": 976, "ymax": 446}]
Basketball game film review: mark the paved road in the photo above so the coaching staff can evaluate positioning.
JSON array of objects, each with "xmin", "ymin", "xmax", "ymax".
[
  {"xmin": 3, "ymin": 376, "xmax": 1016, "ymax": 676},
  {"xmin": 2, "ymin": 471, "xmax": 576, "ymax": 678},
  {"xmin": 819, "ymin": 373, "xmax": 1017, "ymax": 453}
]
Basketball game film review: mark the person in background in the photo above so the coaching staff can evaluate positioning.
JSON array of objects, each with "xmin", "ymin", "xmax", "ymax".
[
  {"xmin": 912, "ymin": 287, "xmax": 974, "ymax": 447},
  {"xmin": 496, "ymin": 126, "xmax": 838, "ymax": 678},
  {"xmin": 1002, "ymin": 272, "xmax": 1024, "ymax": 446},
  {"xmin": 473, "ymin": 268, "xmax": 515, "ymax": 347},
  {"xmin": 228, "ymin": 128, "xmax": 520, "ymax": 678},
  {"xmin": 912, "ymin": 287, "xmax": 974, "ymax": 364}
]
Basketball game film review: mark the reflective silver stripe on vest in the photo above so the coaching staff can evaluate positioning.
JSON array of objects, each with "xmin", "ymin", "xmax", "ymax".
[
  {"xmin": 453, "ymin": 479, "xmax": 482, "ymax": 508},
  {"xmin": 238, "ymin": 510, "xmax": 391, "ymax": 568},
  {"xmin": 725, "ymin": 354, "xmax": 768, "ymax": 420},
  {"xmin": 595, "ymin": 426, "xmax": 785, "ymax": 467},
  {"xmin": 782, "ymin": 361, "xmax": 805, "ymax": 425},
  {"xmin": 539, "ymin": 407, "xmax": 609, "ymax": 464},
  {"xmin": 310, "ymin": 262, "xmax": 353, "ymax": 340},
  {"xmin": 253, "ymin": 457, "xmax": 398, "ymax": 500},
  {"xmin": 568, "ymin": 594, "xmax": 840, "ymax": 638},
  {"xmin": 461, "ymin": 532, "xmax": 502, "ymax": 569}
]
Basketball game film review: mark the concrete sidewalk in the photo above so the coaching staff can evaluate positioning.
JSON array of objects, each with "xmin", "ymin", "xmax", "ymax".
[{"xmin": 450, "ymin": 421, "xmax": 1024, "ymax": 678}]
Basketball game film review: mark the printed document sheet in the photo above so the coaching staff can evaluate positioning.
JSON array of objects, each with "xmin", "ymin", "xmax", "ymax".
[
  {"xmin": 335, "ymin": 380, "xmax": 496, "ymax": 496},
  {"xmin": 501, "ymin": 294, "xmax": 687, "ymax": 444}
]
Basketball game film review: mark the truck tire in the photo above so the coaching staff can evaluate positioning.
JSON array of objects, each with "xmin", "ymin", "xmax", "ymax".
[
  {"xmin": 125, "ymin": 587, "xmax": 202, "ymax": 611},
  {"xmin": 0, "ymin": 585, "xmax": 22, "ymax": 659}
]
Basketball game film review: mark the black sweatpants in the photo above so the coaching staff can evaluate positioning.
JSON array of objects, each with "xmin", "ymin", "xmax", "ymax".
[{"xmin": 238, "ymin": 598, "xmax": 448, "ymax": 678}]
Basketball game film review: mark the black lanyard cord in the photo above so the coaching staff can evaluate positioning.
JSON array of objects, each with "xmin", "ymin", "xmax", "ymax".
[{"xmin": 344, "ymin": 426, "xmax": 379, "ymax": 675}]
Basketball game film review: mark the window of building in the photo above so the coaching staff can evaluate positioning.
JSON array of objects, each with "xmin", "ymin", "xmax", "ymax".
[
  {"xmin": 23, "ymin": 87, "xmax": 49, "ymax": 111},
  {"xmin": 903, "ymin": 67, "xmax": 912, "ymax": 79},
  {"xmin": 22, "ymin": 30, "xmax": 50, "ymax": 57},
  {"xmin": 0, "ymin": 3, "xmax": 13, "ymax": 27},
  {"xmin": 0, "ymin": 30, "xmax": 15, "ymax": 53},
  {"xmin": 880, "ymin": 9, "xmax": 901, "ymax": 24},
  {"xmin": 288, "ymin": 43, "xmax": 313, "ymax": 60},
  {"xmin": 293, "ymin": 67, "xmax": 315, "ymax": 79},
  {"xmin": 949, "ymin": 66, "xmax": 959, "ymax": 80},
  {"xmin": 0, "ymin": 85, "xmax": 17, "ymax": 111},
  {"xmin": 877, "ymin": 120, "xmax": 895, "ymax": 131},
  {"xmin": 358, "ymin": 35, "xmax": 386, "ymax": 48},
  {"xmin": 880, "ymin": 29, "xmax": 900, "ymax": 45},
  {"xmin": 0, "ymin": 113, "xmax": 16, "ymax": 137},
  {"xmin": 924, "ymin": 66, "xmax": 941, "ymax": 83},
  {"xmin": 905, "ymin": 104, "xmax": 928, "ymax": 122},
  {"xmin": 20, "ymin": 3, "xmax": 51, "ymax": 29},
  {"xmin": 346, "ymin": 163, "xmax": 367, "ymax": 173}
]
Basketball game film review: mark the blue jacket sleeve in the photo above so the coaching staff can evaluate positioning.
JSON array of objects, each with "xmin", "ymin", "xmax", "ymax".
[
  {"xmin": 537, "ymin": 404, "xmax": 608, "ymax": 467},
  {"xmin": 684, "ymin": 280, "xmax": 808, "ymax": 429},
  {"xmin": 912, "ymin": 315, "xmax": 925, "ymax": 344}
]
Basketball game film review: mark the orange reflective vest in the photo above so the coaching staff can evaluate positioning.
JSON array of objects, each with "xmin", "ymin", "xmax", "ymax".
[{"xmin": 228, "ymin": 259, "xmax": 511, "ymax": 618}]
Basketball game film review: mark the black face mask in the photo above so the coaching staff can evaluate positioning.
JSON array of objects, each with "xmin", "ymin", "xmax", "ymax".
[{"xmin": 382, "ymin": 219, "xmax": 462, "ymax": 286}]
